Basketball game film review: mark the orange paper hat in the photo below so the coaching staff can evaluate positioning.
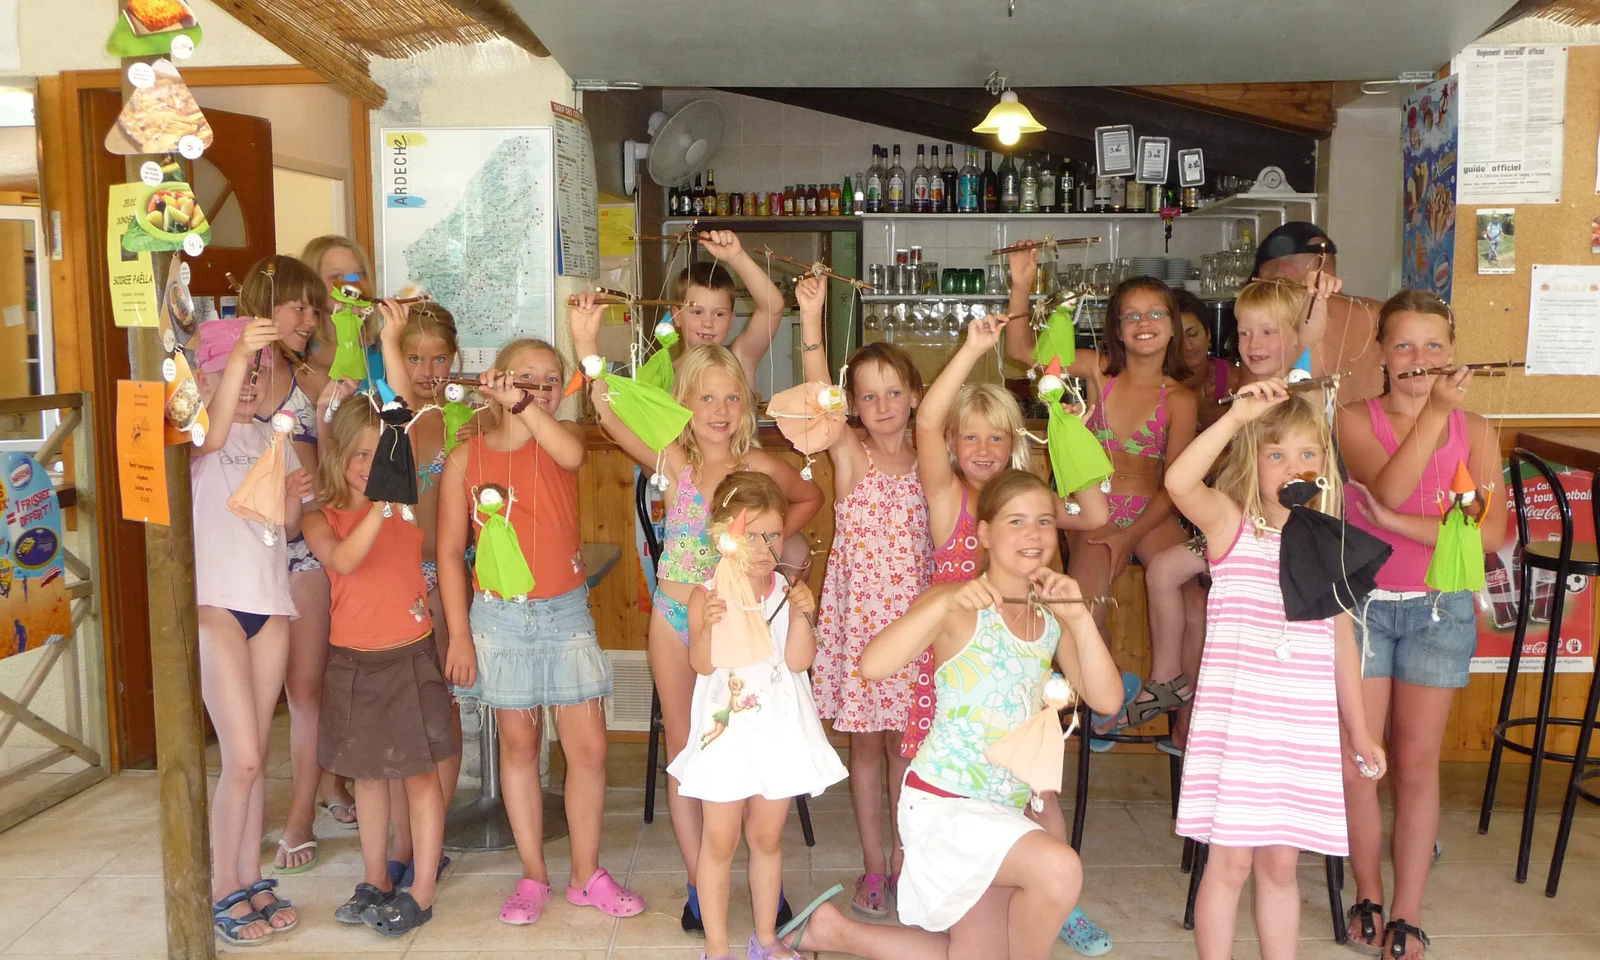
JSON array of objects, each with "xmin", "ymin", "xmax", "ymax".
[
  {"xmin": 227, "ymin": 411, "xmax": 294, "ymax": 540},
  {"xmin": 1450, "ymin": 460, "xmax": 1476, "ymax": 502},
  {"xmin": 985, "ymin": 675, "xmax": 1079, "ymax": 810},
  {"xmin": 708, "ymin": 508, "xmax": 775, "ymax": 669}
]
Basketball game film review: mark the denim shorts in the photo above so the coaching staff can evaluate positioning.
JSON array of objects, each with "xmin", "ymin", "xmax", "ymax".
[
  {"xmin": 457, "ymin": 585, "xmax": 613, "ymax": 710},
  {"xmin": 1356, "ymin": 590, "xmax": 1477, "ymax": 689}
]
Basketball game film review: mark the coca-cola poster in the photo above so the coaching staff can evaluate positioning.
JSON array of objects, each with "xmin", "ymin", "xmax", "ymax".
[{"xmin": 1472, "ymin": 462, "xmax": 1595, "ymax": 673}]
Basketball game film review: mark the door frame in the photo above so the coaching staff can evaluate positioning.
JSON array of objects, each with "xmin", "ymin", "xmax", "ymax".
[{"xmin": 37, "ymin": 64, "xmax": 374, "ymax": 769}]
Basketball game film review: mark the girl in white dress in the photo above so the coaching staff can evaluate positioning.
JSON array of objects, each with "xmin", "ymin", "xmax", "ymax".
[{"xmin": 668, "ymin": 471, "xmax": 848, "ymax": 960}]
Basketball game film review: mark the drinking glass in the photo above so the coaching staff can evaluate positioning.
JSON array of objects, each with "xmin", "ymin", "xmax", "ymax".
[{"xmin": 987, "ymin": 263, "xmax": 1006, "ymax": 294}]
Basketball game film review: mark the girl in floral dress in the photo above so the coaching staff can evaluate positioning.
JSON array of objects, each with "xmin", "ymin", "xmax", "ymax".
[{"xmin": 798, "ymin": 277, "xmax": 932, "ymax": 917}]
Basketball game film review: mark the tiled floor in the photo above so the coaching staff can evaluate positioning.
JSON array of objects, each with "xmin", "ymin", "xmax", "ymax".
[{"xmin": 1, "ymin": 714, "xmax": 1598, "ymax": 959}]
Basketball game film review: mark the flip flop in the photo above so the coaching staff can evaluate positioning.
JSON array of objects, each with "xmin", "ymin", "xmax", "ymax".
[
  {"xmin": 851, "ymin": 873, "xmax": 889, "ymax": 919},
  {"xmin": 777, "ymin": 884, "xmax": 843, "ymax": 953},
  {"xmin": 1090, "ymin": 672, "xmax": 1141, "ymax": 752},
  {"xmin": 272, "ymin": 838, "xmax": 318, "ymax": 875},
  {"xmin": 320, "ymin": 801, "xmax": 358, "ymax": 828}
]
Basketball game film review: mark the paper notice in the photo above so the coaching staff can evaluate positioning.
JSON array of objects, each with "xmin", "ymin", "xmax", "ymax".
[
  {"xmin": 107, "ymin": 183, "xmax": 160, "ymax": 327},
  {"xmin": 1457, "ymin": 45, "xmax": 1567, "ymax": 205},
  {"xmin": 116, "ymin": 380, "xmax": 170, "ymax": 525},
  {"xmin": 1525, "ymin": 264, "xmax": 1600, "ymax": 376},
  {"xmin": 551, "ymin": 102, "xmax": 599, "ymax": 279}
]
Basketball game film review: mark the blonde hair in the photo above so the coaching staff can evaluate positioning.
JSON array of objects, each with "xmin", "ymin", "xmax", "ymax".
[
  {"xmin": 945, "ymin": 383, "xmax": 1030, "ymax": 473},
  {"xmin": 1213, "ymin": 395, "xmax": 1344, "ymax": 531},
  {"xmin": 301, "ymin": 235, "xmax": 378, "ymax": 344},
  {"xmin": 481, "ymin": 337, "xmax": 564, "ymax": 430},
  {"xmin": 673, "ymin": 344, "xmax": 759, "ymax": 474},
  {"xmin": 401, "ymin": 301, "xmax": 460, "ymax": 360},
  {"xmin": 314, "ymin": 400, "xmax": 382, "ymax": 510},
  {"xmin": 1234, "ymin": 279, "xmax": 1309, "ymax": 334}
]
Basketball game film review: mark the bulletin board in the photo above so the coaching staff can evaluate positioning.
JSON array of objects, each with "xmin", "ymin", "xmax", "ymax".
[{"xmin": 1450, "ymin": 45, "xmax": 1600, "ymax": 417}]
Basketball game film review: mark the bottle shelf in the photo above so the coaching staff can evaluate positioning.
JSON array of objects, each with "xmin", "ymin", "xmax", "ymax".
[
  {"xmin": 857, "ymin": 212, "xmax": 1161, "ymax": 221},
  {"xmin": 860, "ymin": 293, "xmax": 1050, "ymax": 302}
]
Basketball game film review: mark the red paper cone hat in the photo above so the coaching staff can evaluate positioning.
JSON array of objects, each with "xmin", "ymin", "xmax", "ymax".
[
  {"xmin": 1043, "ymin": 356, "xmax": 1063, "ymax": 377},
  {"xmin": 730, "ymin": 508, "xmax": 748, "ymax": 536}
]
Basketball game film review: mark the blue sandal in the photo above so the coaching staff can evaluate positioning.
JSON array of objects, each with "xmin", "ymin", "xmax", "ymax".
[
  {"xmin": 777, "ymin": 884, "xmax": 843, "ymax": 953},
  {"xmin": 1090, "ymin": 672, "xmax": 1142, "ymax": 752},
  {"xmin": 1059, "ymin": 907, "xmax": 1114, "ymax": 956},
  {"xmin": 213, "ymin": 889, "xmax": 272, "ymax": 947}
]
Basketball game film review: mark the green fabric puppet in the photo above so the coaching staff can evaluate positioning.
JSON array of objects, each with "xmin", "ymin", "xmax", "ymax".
[
  {"xmin": 327, "ymin": 284, "xmax": 371, "ymax": 382},
  {"xmin": 1037, "ymin": 359, "xmax": 1113, "ymax": 497},
  {"xmin": 473, "ymin": 487, "xmax": 536, "ymax": 599},
  {"xmin": 440, "ymin": 383, "xmax": 475, "ymax": 455},
  {"xmin": 635, "ymin": 318, "xmax": 680, "ymax": 393},
  {"xmin": 1425, "ymin": 461, "xmax": 1487, "ymax": 593},
  {"xmin": 581, "ymin": 354, "xmax": 692, "ymax": 453},
  {"xmin": 1032, "ymin": 299, "xmax": 1080, "ymax": 370}
]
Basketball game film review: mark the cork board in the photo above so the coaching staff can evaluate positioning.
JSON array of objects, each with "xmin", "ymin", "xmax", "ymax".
[{"xmin": 1451, "ymin": 44, "xmax": 1600, "ymax": 417}]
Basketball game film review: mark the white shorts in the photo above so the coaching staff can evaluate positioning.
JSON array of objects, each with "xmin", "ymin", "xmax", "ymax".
[{"xmin": 896, "ymin": 779, "xmax": 1042, "ymax": 932}]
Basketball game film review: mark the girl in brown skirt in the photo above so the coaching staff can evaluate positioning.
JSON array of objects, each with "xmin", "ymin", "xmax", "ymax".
[{"xmin": 301, "ymin": 400, "xmax": 458, "ymax": 937}]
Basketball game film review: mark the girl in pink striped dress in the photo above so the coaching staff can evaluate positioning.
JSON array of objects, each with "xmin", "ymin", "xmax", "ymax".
[{"xmin": 1165, "ymin": 378, "xmax": 1387, "ymax": 960}]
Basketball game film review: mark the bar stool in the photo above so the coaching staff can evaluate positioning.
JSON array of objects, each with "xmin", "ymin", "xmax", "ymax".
[
  {"xmin": 633, "ymin": 471, "xmax": 815, "ymax": 844},
  {"xmin": 1543, "ymin": 466, "xmax": 1600, "ymax": 897},
  {"xmin": 1181, "ymin": 842, "xmax": 1346, "ymax": 942},
  {"xmin": 1477, "ymin": 449, "xmax": 1600, "ymax": 885}
]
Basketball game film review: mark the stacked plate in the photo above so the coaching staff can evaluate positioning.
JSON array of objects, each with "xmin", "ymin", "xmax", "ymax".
[
  {"xmin": 1164, "ymin": 258, "xmax": 1192, "ymax": 287},
  {"xmin": 1130, "ymin": 257, "xmax": 1166, "ymax": 280}
]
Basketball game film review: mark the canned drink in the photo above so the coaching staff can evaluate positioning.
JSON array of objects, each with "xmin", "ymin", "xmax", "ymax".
[
  {"xmin": 769, "ymin": 193, "xmax": 782, "ymax": 216},
  {"xmin": 757, "ymin": 193, "xmax": 770, "ymax": 217},
  {"xmin": 730, "ymin": 192, "xmax": 743, "ymax": 216},
  {"xmin": 716, "ymin": 194, "xmax": 730, "ymax": 216},
  {"xmin": 744, "ymin": 192, "xmax": 756, "ymax": 215}
]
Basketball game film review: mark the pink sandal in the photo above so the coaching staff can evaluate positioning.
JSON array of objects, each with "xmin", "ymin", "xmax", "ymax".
[
  {"xmin": 498, "ymin": 878, "xmax": 553, "ymax": 926},
  {"xmin": 566, "ymin": 868, "xmax": 645, "ymax": 917},
  {"xmin": 851, "ymin": 873, "xmax": 889, "ymax": 919}
]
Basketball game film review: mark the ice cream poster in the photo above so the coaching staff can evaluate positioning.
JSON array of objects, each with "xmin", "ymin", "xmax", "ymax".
[{"xmin": 0, "ymin": 453, "xmax": 72, "ymax": 660}]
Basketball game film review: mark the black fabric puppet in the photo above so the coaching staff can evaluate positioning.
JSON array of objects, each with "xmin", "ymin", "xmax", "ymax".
[
  {"xmin": 365, "ymin": 400, "xmax": 419, "ymax": 518},
  {"xmin": 1277, "ymin": 474, "xmax": 1392, "ymax": 622}
]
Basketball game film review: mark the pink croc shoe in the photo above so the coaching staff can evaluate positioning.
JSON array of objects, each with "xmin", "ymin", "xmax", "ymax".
[
  {"xmin": 566, "ymin": 868, "xmax": 645, "ymax": 917},
  {"xmin": 499, "ymin": 878, "xmax": 553, "ymax": 926}
]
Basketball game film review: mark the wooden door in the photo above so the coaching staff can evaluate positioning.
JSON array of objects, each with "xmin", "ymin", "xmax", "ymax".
[{"xmin": 85, "ymin": 92, "xmax": 276, "ymax": 766}]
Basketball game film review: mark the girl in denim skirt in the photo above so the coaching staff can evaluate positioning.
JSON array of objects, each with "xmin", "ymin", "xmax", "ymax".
[{"xmin": 437, "ymin": 337, "xmax": 645, "ymax": 927}]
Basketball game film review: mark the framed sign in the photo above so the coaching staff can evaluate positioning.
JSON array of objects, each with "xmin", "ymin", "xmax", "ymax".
[
  {"xmin": 1094, "ymin": 125, "xmax": 1136, "ymax": 178},
  {"xmin": 1136, "ymin": 136, "xmax": 1171, "ymax": 185},
  {"xmin": 1178, "ymin": 148, "xmax": 1206, "ymax": 187}
]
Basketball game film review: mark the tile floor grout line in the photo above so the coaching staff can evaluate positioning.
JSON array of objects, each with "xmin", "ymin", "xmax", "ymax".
[
  {"xmin": 609, "ymin": 809, "xmax": 648, "ymax": 960},
  {"xmin": 0, "ymin": 873, "xmax": 92, "ymax": 956}
]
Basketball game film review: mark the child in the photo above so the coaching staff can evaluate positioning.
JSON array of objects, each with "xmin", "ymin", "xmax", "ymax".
[
  {"xmin": 192, "ymin": 317, "xmax": 310, "ymax": 946},
  {"xmin": 671, "ymin": 230, "xmax": 787, "ymax": 385},
  {"xmin": 1165, "ymin": 379, "xmax": 1387, "ymax": 960},
  {"xmin": 907, "ymin": 311, "xmax": 1112, "ymax": 953},
  {"xmin": 1338, "ymin": 291, "xmax": 1506, "ymax": 960},
  {"xmin": 761, "ymin": 470, "xmax": 1125, "ymax": 960},
  {"xmin": 301, "ymin": 401, "xmax": 456, "ymax": 936},
  {"xmin": 437, "ymin": 337, "xmax": 644, "ymax": 925},
  {"xmin": 1135, "ymin": 271, "xmax": 1341, "ymax": 752},
  {"xmin": 572, "ymin": 296, "xmax": 822, "ymax": 934},
  {"xmin": 1174, "ymin": 290, "xmax": 1232, "ymax": 431},
  {"xmin": 668, "ymin": 472, "xmax": 848, "ymax": 960},
  {"xmin": 796, "ymin": 275, "xmax": 931, "ymax": 918},
  {"xmin": 302, "ymin": 235, "xmax": 384, "ymax": 378}
]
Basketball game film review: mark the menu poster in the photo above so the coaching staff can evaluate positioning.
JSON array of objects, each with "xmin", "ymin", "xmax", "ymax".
[
  {"xmin": 116, "ymin": 380, "xmax": 170, "ymax": 525},
  {"xmin": 1457, "ymin": 44, "xmax": 1567, "ymax": 205},
  {"xmin": 106, "ymin": 183, "xmax": 160, "ymax": 327},
  {"xmin": 1524, "ymin": 264, "xmax": 1600, "ymax": 376},
  {"xmin": 551, "ymin": 102, "xmax": 599, "ymax": 279}
]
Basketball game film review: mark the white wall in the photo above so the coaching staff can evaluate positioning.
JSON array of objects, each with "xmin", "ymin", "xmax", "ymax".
[
  {"xmin": 15, "ymin": 0, "xmax": 294, "ymax": 76},
  {"xmin": 1324, "ymin": 104, "xmax": 1403, "ymax": 299}
]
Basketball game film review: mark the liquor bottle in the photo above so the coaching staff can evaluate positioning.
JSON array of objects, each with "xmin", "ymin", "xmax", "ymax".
[
  {"xmin": 704, "ymin": 168, "xmax": 717, "ymax": 215},
  {"xmin": 1059, "ymin": 157, "xmax": 1076, "ymax": 213},
  {"xmin": 1080, "ymin": 165, "xmax": 1096, "ymax": 213},
  {"xmin": 1093, "ymin": 175, "xmax": 1112, "ymax": 213},
  {"xmin": 830, "ymin": 182, "xmax": 842, "ymax": 216},
  {"xmin": 866, "ymin": 146, "xmax": 885, "ymax": 212},
  {"xmin": 887, "ymin": 145, "xmax": 907, "ymax": 213},
  {"xmin": 842, "ymin": 175, "xmax": 853, "ymax": 215},
  {"xmin": 691, "ymin": 174, "xmax": 705, "ymax": 215},
  {"xmin": 1110, "ymin": 175, "xmax": 1126, "ymax": 212},
  {"xmin": 911, "ymin": 144, "xmax": 931, "ymax": 213},
  {"xmin": 1020, "ymin": 156, "xmax": 1039, "ymax": 213},
  {"xmin": 853, "ymin": 172, "xmax": 866, "ymax": 213},
  {"xmin": 929, "ymin": 144, "xmax": 947, "ymax": 213},
  {"xmin": 958, "ymin": 147, "xmax": 979, "ymax": 213},
  {"xmin": 1037, "ymin": 153, "xmax": 1057, "ymax": 213},
  {"xmin": 998, "ymin": 152, "xmax": 1019, "ymax": 213},
  {"xmin": 1126, "ymin": 178, "xmax": 1146, "ymax": 213},
  {"xmin": 980, "ymin": 150, "xmax": 998, "ymax": 212},
  {"xmin": 667, "ymin": 183, "xmax": 681, "ymax": 216},
  {"xmin": 940, "ymin": 144, "xmax": 959, "ymax": 213}
]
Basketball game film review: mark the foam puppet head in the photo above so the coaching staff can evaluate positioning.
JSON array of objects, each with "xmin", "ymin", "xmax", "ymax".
[
  {"xmin": 472, "ymin": 485, "xmax": 535, "ymax": 600},
  {"xmin": 1286, "ymin": 349, "xmax": 1314, "ymax": 385},
  {"xmin": 327, "ymin": 279, "xmax": 372, "ymax": 382},
  {"xmin": 767, "ymin": 380, "xmax": 847, "ymax": 481},
  {"xmin": 365, "ymin": 400, "xmax": 420, "ymax": 508},
  {"xmin": 226, "ymin": 409, "xmax": 295, "ymax": 544},
  {"xmin": 575, "ymin": 353, "xmax": 693, "ymax": 453},
  {"xmin": 1425, "ymin": 460, "xmax": 1487, "ymax": 594},
  {"xmin": 635, "ymin": 317, "xmax": 680, "ymax": 393},
  {"xmin": 707, "ymin": 508, "xmax": 776, "ymax": 669},
  {"xmin": 1032, "ymin": 299, "xmax": 1079, "ymax": 370},
  {"xmin": 441, "ymin": 382, "xmax": 476, "ymax": 455},
  {"xmin": 985, "ymin": 674, "xmax": 1079, "ymax": 812},
  {"xmin": 1037, "ymin": 358, "xmax": 1113, "ymax": 497},
  {"xmin": 1276, "ymin": 473, "xmax": 1392, "ymax": 623}
]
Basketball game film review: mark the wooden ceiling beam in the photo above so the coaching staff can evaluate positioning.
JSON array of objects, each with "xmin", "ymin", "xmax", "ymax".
[
  {"xmin": 207, "ymin": 0, "xmax": 387, "ymax": 108},
  {"xmin": 1114, "ymin": 82, "xmax": 1336, "ymax": 137}
]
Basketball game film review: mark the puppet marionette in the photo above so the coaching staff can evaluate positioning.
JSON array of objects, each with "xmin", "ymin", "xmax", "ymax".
[
  {"xmin": 226, "ymin": 409, "xmax": 295, "ymax": 545},
  {"xmin": 985, "ymin": 674, "xmax": 1078, "ymax": 812},
  {"xmin": 441, "ymin": 382, "xmax": 477, "ymax": 455},
  {"xmin": 1032, "ymin": 299, "xmax": 1079, "ymax": 370},
  {"xmin": 473, "ymin": 484, "xmax": 536, "ymax": 601},
  {"xmin": 571, "ymin": 352, "xmax": 693, "ymax": 462},
  {"xmin": 1424, "ymin": 460, "xmax": 1487, "ymax": 596},
  {"xmin": 635, "ymin": 317, "xmax": 680, "ymax": 393},
  {"xmin": 706, "ymin": 508, "xmax": 776, "ymax": 669},
  {"xmin": 1037, "ymin": 358, "xmax": 1113, "ymax": 505},
  {"xmin": 326, "ymin": 276, "xmax": 372, "ymax": 383},
  {"xmin": 766, "ymin": 378, "xmax": 847, "ymax": 481},
  {"xmin": 364, "ymin": 392, "xmax": 420, "ymax": 521},
  {"xmin": 1275, "ymin": 472, "xmax": 1392, "ymax": 629},
  {"xmin": 1286, "ymin": 349, "xmax": 1315, "ymax": 385}
]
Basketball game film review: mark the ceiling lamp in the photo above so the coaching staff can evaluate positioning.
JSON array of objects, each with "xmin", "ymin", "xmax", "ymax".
[{"xmin": 973, "ymin": 71, "xmax": 1045, "ymax": 146}]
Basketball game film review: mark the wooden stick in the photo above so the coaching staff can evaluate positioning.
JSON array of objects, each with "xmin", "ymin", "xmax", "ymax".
[
  {"xmin": 756, "ymin": 246, "xmax": 877, "ymax": 292},
  {"xmin": 566, "ymin": 293, "xmax": 696, "ymax": 308},
  {"xmin": 1001, "ymin": 594, "xmax": 1117, "ymax": 607},
  {"xmin": 991, "ymin": 236, "xmax": 1104, "ymax": 256},
  {"xmin": 1394, "ymin": 361, "xmax": 1526, "ymax": 380},
  {"xmin": 429, "ymin": 375, "xmax": 557, "ymax": 392},
  {"xmin": 1217, "ymin": 375, "xmax": 1340, "ymax": 404}
]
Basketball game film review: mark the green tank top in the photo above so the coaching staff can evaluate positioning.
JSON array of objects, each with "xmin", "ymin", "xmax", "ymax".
[{"xmin": 909, "ymin": 604, "xmax": 1060, "ymax": 807}]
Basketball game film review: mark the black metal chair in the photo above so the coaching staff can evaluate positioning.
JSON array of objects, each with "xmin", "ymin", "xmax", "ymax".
[
  {"xmin": 1181, "ymin": 842, "xmax": 1346, "ymax": 942},
  {"xmin": 634, "ymin": 471, "xmax": 814, "ymax": 845},
  {"xmin": 1477, "ymin": 450, "xmax": 1600, "ymax": 887},
  {"xmin": 1535, "ymin": 463, "xmax": 1600, "ymax": 897}
]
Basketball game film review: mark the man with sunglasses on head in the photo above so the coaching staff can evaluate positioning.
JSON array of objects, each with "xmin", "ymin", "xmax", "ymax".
[{"xmin": 1254, "ymin": 223, "xmax": 1385, "ymax": 402}]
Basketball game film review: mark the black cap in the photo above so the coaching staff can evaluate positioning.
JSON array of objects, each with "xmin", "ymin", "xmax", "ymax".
[{"xmin": 1253, "ymin": 222, "xmax": 1337, "ymax": 277}]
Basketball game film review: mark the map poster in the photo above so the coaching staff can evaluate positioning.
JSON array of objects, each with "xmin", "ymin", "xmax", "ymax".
[
  {"xmin": 551, "ymin": 102, "xmax": 599, "ymax": 279},
  {"xmin": 380, "ymin": 127, "xmax": 556, "ymax": 370},
  {"xmin": 0, "ymin": 452, "xmax": 72, "ymax": 660},
  {"xmin": 1401, "ymin": 76, "xmax": 1458, "ymax": 301},
  {"xmin": 1473, "ymin": 462, "xmax": 1594, "ymax": 673}
]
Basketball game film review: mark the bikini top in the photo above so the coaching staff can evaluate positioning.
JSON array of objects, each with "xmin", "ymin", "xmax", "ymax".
[
  {"xmin": 1087, "ymin": 375, "xmax": 1168, "ymax": 461},
  {"xmin": 260, "ymin": 374, "xmax": 317, "ymax": 446}
]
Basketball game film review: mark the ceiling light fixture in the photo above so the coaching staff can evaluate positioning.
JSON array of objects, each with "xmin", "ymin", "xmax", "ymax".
[{"xmin": 973, "ymin": 70, "xmax": 1044, "ymax": 146}]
